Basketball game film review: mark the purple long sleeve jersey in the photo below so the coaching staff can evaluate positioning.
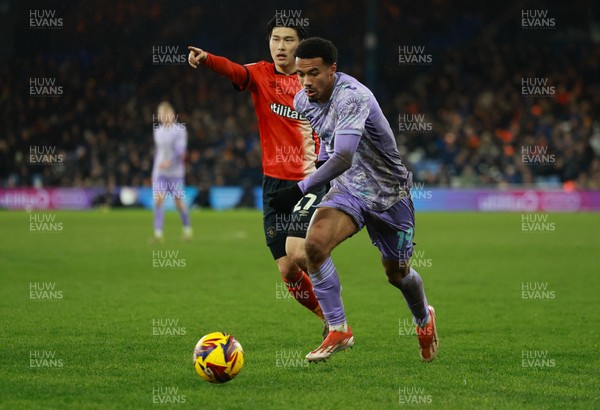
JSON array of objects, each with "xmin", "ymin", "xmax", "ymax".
[
  {"xmin": 295, "ymin": 72, "xmax": 412, "ymax": 211},
  {"xmin": 152, "ymin": 122, "xmax": 187, "ymax": 179}
]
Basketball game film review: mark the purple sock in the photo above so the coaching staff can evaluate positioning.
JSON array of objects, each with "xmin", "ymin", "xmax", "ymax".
[
  {"xmin": 179, "ymin": 208, "xmax": 190, "ymax": 228},
  {"xmin": 308, "ymin": 257, "xmax": 346, "ymax": 326},
  {"xmin": 154, "ymin": 206, "xmax": 164, "ymax": 231},
  {"xmin": 399, "ymin": 268, "xmax": 429, "ymax": 326}
]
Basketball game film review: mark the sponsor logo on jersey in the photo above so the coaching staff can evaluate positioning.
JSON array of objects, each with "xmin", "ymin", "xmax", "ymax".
[{"xmin": 270, "ymin": 103, "xmax": 306, "ymax": 120}]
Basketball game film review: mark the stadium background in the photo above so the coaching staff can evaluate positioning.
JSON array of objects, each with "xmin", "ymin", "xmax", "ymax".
[{"xmin": 2, "ymin": 0, "xmax": 599, "ymax": 210}]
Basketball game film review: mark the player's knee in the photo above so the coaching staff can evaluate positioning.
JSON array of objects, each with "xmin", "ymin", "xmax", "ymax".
[
  {"xmin": 290, "ymin": 249, "xmax": 306, "ymax": 270},
  {"xmin": 305, "ymin": 235, "xmax": 328, "ymax": 265},
  {"xmin": 285, "ymin": 241, "xmax": 306, "ymax": 269},
  {"xmin": 384, "ymin": 261, "xmax": 410, "ymax": 287}
]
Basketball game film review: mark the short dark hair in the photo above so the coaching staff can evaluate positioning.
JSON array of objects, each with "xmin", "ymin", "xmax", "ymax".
[
  {"xmin": 294, "ymin": 37, "xmax": 338, "ymax": 65},
  {"xmin": 266, "ymin": 15, "xmax": 308, "ymax": 41}
]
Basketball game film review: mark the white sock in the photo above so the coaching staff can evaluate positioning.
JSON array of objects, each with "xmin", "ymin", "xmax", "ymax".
[{"xmin": 329, "ymin": 322, "xmax": 348, "ymax": 332}]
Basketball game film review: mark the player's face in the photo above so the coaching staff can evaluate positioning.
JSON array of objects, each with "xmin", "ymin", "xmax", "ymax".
[
  {"xmin": 296, "ymin": 58, "xmax": 337, "ymax": 103},
  {"xmin": 157, "ymin": 106, "xmax": 174, "ymax": 124},
  {"xmin": 269, "ymin": 27, "xmax": 300, "ymax": 70}
]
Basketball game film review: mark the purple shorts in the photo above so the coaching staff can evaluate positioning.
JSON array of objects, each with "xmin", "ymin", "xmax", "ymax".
[
  {"xmin": 152, "ymin": 176, "xmax": 185, "ymax": 199},
  {"xmin": 319, "ymin": 186, "xmax": 415, "ymax": 262}
]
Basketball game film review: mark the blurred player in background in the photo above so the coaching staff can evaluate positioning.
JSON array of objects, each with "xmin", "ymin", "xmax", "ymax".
[
  {"xmin": 188, "ymin": 16, "xmax": 328, "ymax": 335},
  {"xmin": 152, "ymin": 101, "xmax": 192, "ymax": 242},
  {"xmin": 269, "ymin": 38, "xmax": 438, "ymax": 362}
]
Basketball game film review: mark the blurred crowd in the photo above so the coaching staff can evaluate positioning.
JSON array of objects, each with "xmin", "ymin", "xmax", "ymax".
[{"xmin": 1, "ymin": 0, "xmax": 599, "ymax": 191}]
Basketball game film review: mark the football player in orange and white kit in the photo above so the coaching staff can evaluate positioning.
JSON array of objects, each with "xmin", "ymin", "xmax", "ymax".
[{"xmin": 188, "ymin": 16, "xmax": 328, "ymax": 336}]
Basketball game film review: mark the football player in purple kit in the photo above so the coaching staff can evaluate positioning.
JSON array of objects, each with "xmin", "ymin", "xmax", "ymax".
[
  {"xmin": 152, "ymin": 101, "xmax": 192, "ymax": 243},
  {"xmin": 269, "ymin": 38, "xmax": 438, "ymax": 363}
]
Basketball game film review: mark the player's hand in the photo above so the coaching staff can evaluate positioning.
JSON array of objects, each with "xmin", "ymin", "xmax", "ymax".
[
  {"xmin": 268, "ymin": 184, "xmax": 303, "ymax": 213},
  {"xmin": 188, "ymin": 46, "xmax": 208, "ymax": 69},
  {"xmin": 159, "ymin": 160, "xmax": 171, "ymax": 170}
]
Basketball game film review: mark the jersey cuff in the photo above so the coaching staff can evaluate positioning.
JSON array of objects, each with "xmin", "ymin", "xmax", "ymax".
[{"xmin": 298, "ymin": 180, "xmax": 307, "ymax": 194}]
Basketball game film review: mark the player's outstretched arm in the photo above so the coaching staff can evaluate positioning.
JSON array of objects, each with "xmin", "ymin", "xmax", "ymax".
[{"xmin": 187, "ymin": 46, "xmax": 249, "ymax": 89}]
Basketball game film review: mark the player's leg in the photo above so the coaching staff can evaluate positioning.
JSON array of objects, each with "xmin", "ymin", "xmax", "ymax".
[
  {"xmin": 382, "ymin": 258, "xmax": 437, "ymax": 362},
  {"xmin": 154, "ymin": 196, "xmax": 165, "ymax": 240},
  {"xmin": 285, "ymin": 186, "xmax": 329, "ymax": 336},
  {"xmin": 263, "ymin": 176, "xmax": 324, "ymax": 322},
  {"xmin": 304, "ymin": 207, "xmax": 358, "ymax": 321},
  {"xmin": 172, "ymin": 178, "xmax": 192, "ymax": 240},
  {"xmin": 272, "ymin": 238, "xmax": 325, "ymax": 320},
  {"xmin": 152, "ymin": 176, "xmax": 166, "ymax": 242},
  {"xmin": 285, "ymin": 237, "xmax": 307, "ymax": 272},
  {"xmin": 366, "ymin": 196, "xmax": 438, "ymax": 362},
  {"xmin": 303, "ymin": 189, "xmax": 363, "ymax": 361},
  {"xmin": 175, "ymin": 196, "xmax": 192, "ymax": 240},
  {"xmin": 284, "ymin": 238, "xmax": 329, "ymax": 335}
]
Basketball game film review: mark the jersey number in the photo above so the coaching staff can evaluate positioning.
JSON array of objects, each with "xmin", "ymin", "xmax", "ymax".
[
  {"xmin": 396, "ymin": 227, "xmax": 414, "ymax": 250},
  {"xmin": 293, "ymin": 193, "xmax": 318, "ymax": 212}
]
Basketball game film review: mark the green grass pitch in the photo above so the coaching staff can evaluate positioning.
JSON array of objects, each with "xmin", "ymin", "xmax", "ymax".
[{"xmin": 0, "ymin": 210, "xmax": 598, "ymax": 409}]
